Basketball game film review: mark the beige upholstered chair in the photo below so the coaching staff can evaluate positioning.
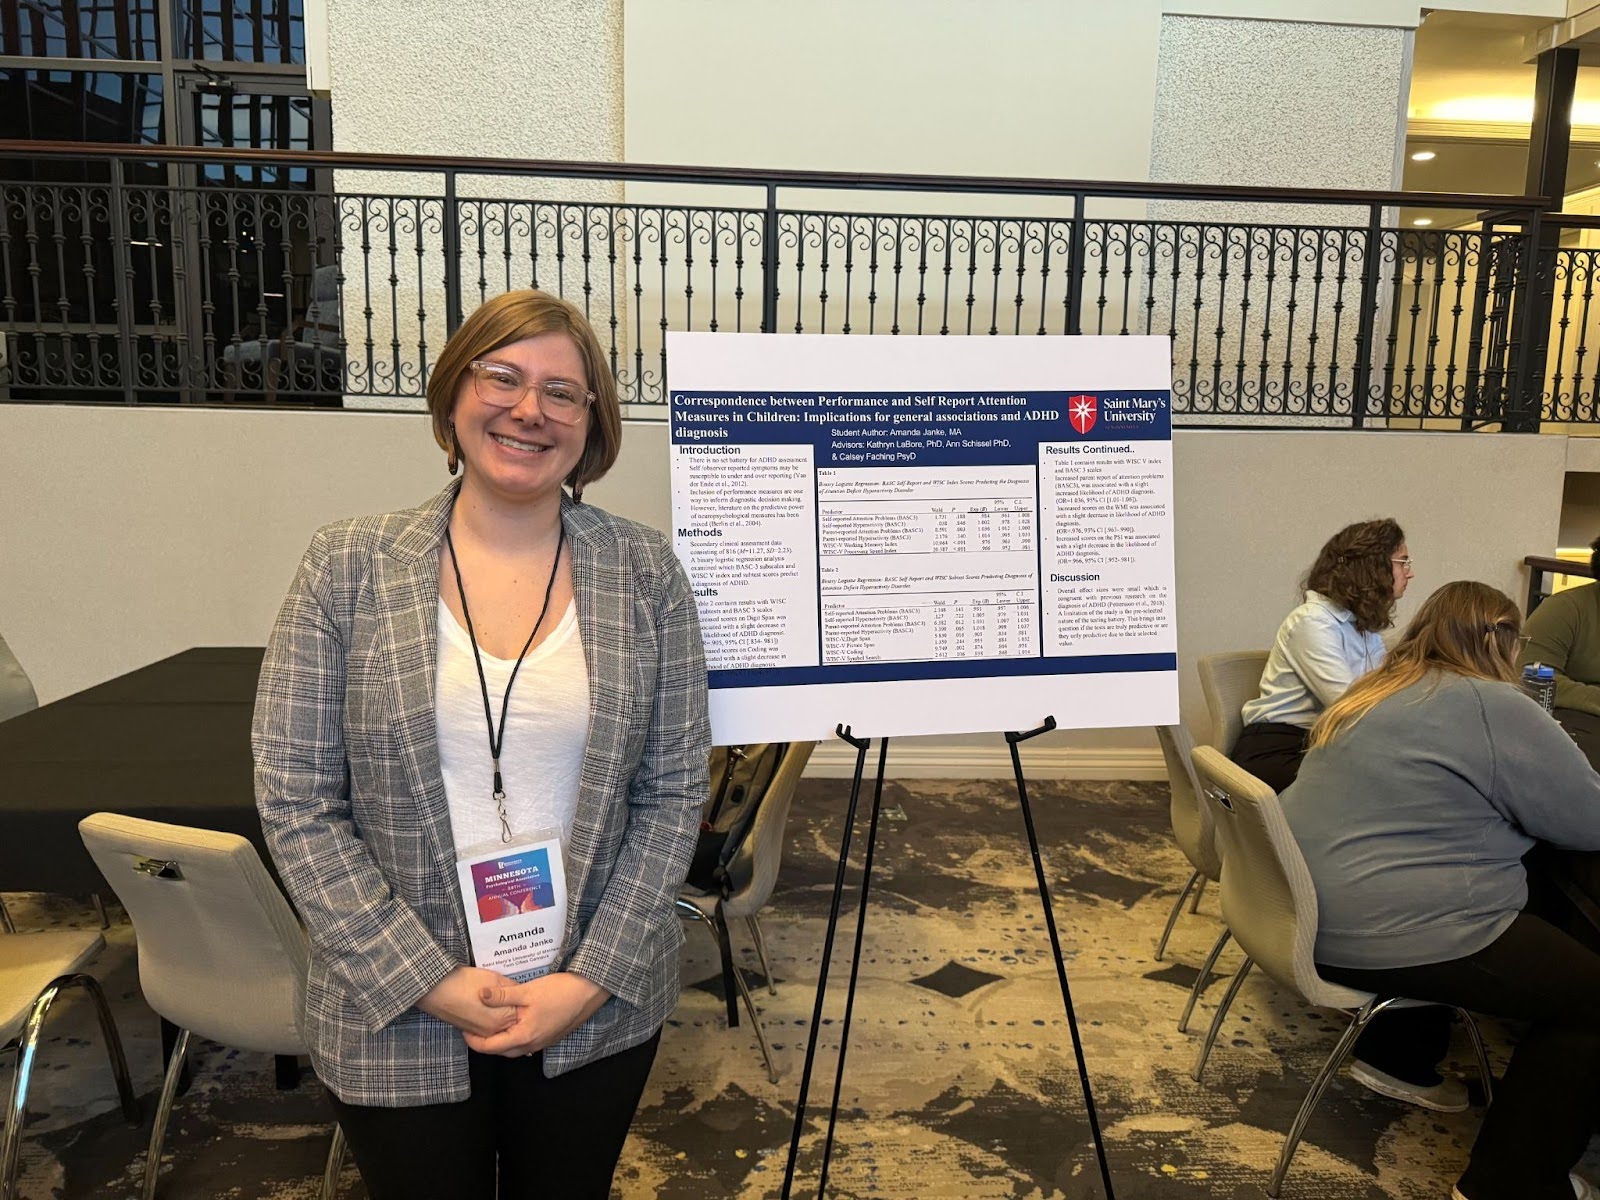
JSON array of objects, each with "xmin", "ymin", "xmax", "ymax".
[
  {"xmin": 1153, "ymin": 724, "xmax": 1222, "ymax": 962},
  {"xmin": 678, "ymin": 741, "xmax": 815, "ymax": 1084},
  {"xmin": 0, "ymin": 633, "xmax": 38, "ymax": 725},
  {"xmin": 1, "ymin": 930, "xmax": 139, "ymax": 1200},
  {"xmin": 78, "ymin": 813, "xmax": 344, "ymax": 1200},
  {"xmin": 1197, "ymin": 650, "xmax": 1270, "ymax": 752},
  {"xmin": 1186, "ymin": 747, "xmax": 1493, "ymax": 1198}
]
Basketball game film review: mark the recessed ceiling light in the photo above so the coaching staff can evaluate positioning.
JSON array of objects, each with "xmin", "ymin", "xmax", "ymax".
[
  {"xmin": 1413, "ymin": 217, "xmax": 1435, "ymax": 226},
  {"xmin": 1411, "ymin": 150, "xmax": 1437, "ymax": 161}
]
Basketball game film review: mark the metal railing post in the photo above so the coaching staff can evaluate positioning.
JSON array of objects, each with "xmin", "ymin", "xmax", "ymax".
[
  {"xmin": 1066, "ymin": 193, "xmax": 1085, "ymax": 336},
  {"xmin": 106, "ymin": 157, "xmax": 138, "ymax": 404},
  {"xmin": 1506, "ymin": 208, "xmax": 1550, "ymax": 433},
  {"xmin": 1460, "ymin": 216, "xmax": 1496, "ymax": 429},
  {"xmin": 1349, "ymin": 203, "xmax": 1384, "ymax": 429},
  {"xmin": 761, "ymin": 183, "xmax": 778, "ymax": 334},
  {"xmin": 443, "ymin": 169, "xmax": 463, "ymax": 336}
]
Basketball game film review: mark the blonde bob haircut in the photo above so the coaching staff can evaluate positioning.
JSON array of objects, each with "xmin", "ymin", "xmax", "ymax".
[
  {"xmin": 427, "ymin": 289, "xmax": 622, "ymax": 499},
  {"xmin": 1309, "ymin": 580, "xmax": 1523, "ymax": 749}
]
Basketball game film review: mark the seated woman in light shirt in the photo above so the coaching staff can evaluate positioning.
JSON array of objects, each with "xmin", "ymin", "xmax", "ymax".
[{"xmin": 1232, "ymin": 517, "xmax": 1411, "ymax": 793}]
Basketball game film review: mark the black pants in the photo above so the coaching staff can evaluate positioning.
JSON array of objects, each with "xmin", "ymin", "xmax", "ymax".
[
  {"xmin": 1229, "ymin": 721, "xmax": 1309, "ymax": 795},
  {"xmin": 1322, "ymin": 912, "xmax": 1600, "ymax": 1200},
  {"xmin": 326, "ymin": 1030, "xmax": 661, "ymax": 1200}
]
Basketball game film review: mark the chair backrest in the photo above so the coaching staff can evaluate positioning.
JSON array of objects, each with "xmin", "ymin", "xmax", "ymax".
[
  {"xmin": 303, "ymin": 264, "xmax": 341, "ymax": 331},
  {"xmin": 79, "ymin": 813, "xmax": 308, "ymax": 1055},
  {"xmin": 1189, "ymin": 746, "xmax": 1367, "ymax": 1009},
  {"xmin": 1155, "ymin": 724, "xmax": 1221, "ymax": 879},
  {"xmin": 0, "ymin": 632, "xmax": 39, "ymax": 723},
  {"xmin": 720, "ymin": 741, "xmax": 816, "ymax": 920},
  {"xmin": 1198, "ymin": 650, "xmax": 1271, "ymax": 753}
]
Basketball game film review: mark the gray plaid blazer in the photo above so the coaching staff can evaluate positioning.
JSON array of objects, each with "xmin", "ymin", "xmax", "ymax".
[{"xmin": 252, "ymin": 480, "xmax": 710, "ymax": 1105}]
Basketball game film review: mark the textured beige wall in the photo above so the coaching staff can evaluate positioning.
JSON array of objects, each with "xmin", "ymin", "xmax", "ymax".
[
  {"xmin": 325, "ymin": 0, "xmax": 622, "ymax": 165},
  {"xmin": 322, "ymin": 0, "xmax": 628, "ymax": 412},
  {"xmin": 0, "ymin": 406, "xmax": 1562, "ymax": 776}
]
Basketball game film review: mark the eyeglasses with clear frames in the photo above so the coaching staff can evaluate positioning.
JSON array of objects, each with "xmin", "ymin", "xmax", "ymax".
[
  {"xmin": 1391, "ymin": 556, "xmax": 1415, "ymax": 572},
  {"xmin": 468, "ymin": 360, "xmax": 594, "ymax": 425},
  {"xmin": 1486, "ymin": 624, "xmax": 1531, "ymax": 648}
]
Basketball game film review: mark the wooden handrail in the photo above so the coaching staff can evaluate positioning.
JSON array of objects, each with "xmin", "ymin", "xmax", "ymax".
[{"xmin": 0, "ymin": 139, "xmax": 1554, "ymax": 210}]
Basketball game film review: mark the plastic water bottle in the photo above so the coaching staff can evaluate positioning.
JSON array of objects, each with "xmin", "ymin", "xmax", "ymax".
[{"xmin": 1523, "ymin": 663, "xmax": 1556, "ymax": 714}]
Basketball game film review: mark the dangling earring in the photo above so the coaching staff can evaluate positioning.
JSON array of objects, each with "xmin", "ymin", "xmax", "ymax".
[{"xmin": 446, "ymin": 422, "xmax": 459, "ymax": 476}]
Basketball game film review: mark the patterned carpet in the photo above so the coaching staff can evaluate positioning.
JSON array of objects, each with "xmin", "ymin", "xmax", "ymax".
[{"xmin": 6, "ymin": 773, "xmax": 1585, "ymax": 1198}]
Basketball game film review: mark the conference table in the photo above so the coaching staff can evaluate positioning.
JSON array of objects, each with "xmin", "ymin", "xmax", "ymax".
[{"xmin": 0, "ymin": 647, "xmax": 269, "ymax": 896}]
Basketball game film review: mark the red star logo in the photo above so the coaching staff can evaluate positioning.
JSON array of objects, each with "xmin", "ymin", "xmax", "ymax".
[{"xmin": 1068, "ymin": 394, "xmax": 1098, "ymax": 435}]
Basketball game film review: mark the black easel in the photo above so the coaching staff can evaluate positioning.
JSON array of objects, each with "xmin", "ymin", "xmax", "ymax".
[{"xmin": 778, "ymin": 717, "xmax": 1117, "ymax": 1200}]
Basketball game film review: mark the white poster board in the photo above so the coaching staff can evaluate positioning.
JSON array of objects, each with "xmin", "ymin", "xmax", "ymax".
[{"xmin": 667, "ymin": 333, "xmax": 1178, "ymax": 743}]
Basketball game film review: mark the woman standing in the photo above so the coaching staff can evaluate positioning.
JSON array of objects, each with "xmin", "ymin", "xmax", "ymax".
[
  {"xmin": 1284, "ymin": 582, "xmax": 1600, "ymax": 1200},
  {"xmin": 253, "ymin": 289, "xmax": 710, "ymax": 1198}
]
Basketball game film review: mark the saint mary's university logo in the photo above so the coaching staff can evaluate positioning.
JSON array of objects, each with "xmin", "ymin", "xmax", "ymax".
[{"xmin": 1068, "ymin": 393, "xmax": 1098, "ymax": 435}]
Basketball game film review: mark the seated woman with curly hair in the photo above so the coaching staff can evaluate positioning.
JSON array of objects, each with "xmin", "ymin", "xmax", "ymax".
[{"xmin": 1233, "ymin": 517, "xmax": 1412, "ymax": 792}]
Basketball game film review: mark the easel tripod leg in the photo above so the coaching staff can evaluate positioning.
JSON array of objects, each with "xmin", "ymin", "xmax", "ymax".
[
  {"xmin": 813, "ymin": 736, "xmax": 889, "ymax": 1198},
  {"xmin": 1008, "ymin": 718, "xmax": 1117, "ymax": 1199},
  {"xmin": 780, "ymin": 726, "xmax": 873, "ymax": 1200}
]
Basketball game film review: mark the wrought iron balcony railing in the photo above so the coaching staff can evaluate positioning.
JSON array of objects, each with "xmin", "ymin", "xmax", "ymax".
[{"xmin": 0, "ymin": 139, "xmax": 1575, "ymax": 429}]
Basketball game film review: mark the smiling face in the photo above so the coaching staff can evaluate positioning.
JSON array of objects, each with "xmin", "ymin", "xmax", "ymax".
[{"xmin": 450, "ymin": 331, "xmax": 591, "ymax": 507}]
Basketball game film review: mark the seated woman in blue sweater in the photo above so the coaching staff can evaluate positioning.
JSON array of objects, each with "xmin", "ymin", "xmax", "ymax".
[
  {"xmin": 1234, "ymin": 516, "xmax": 1461, "ymax": 1109},
  {"xmin": 1284, "ymin": 580, "xmax": 1600, "ymax": 1200}
]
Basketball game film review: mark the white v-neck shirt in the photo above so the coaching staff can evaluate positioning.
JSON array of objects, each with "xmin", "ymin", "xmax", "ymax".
[{"xmin": 434, "ymin": 597, "xmax": 590, "ymax": 854}]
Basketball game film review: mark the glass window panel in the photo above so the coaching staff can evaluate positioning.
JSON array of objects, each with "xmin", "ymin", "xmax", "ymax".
[
  {"xmin": 181, "ymin": 0, "xmax": 304, "ymax": 64},
  {"xmin": 2, "ymin": 0, "xmax": 161, "ymax": 60},
  {"xmin": 0, "ymin": 68, "xmax": 163, "ymax": 145},
  {"xmin": 194, "ymin": 90, "xmax": 314, "ymax": 186}
]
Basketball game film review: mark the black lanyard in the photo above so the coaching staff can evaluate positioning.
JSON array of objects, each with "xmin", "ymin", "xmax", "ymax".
[{"xmin": 443, "ymin": 522, "xmax": 565, "ymax": 843}]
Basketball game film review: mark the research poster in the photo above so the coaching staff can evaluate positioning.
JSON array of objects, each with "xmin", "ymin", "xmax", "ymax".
[{"xmin": 667, "ymin": 333, "xmax": 1178, "ymax": 743}]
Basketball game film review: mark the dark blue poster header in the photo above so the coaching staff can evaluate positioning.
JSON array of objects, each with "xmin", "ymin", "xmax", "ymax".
[{"xmin": 669, "ymin": 389, "xmax": 1171, "ymax": 468}]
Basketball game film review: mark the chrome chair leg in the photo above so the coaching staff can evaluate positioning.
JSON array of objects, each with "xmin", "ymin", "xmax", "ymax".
[
  {"xmin": 0, "ymin": 897, "xmax": 14, "ymax": 934},
  {"xmin": 1189, "ymin": 875, "xmax": 1208, "ymax": 914},
  {"xmin": 1178, "ymin": 927, "xmax": 1232, "ymax": 1034},
  {"xmin": 746, "ymin": 914, "xmax": 777, "ymax": 995},
  {"xmin": 1456, "ymin": 1007, "xmax": 1496, "ymax": 1108},
  {"xmin": 1192, "ymin": 955, "xmax": 1254, "ymax": 1082},
  {"xmin": 729, "ymin": 953, "xmax": 779, "ymax": 1084},
  {"xmin": 320, "ymin": 1123, "xmax": 346, "ymax": 1200},
  {"xmin": 1, "ymin": 986, "xmax": 57, "ymax": 1200},
  {"xmin": 78, "ymin": 974, "xmax": 140, "ymax": 1123},
  {"xmin": 1155, "ymin": 869, "xmax": 1202, "ymax": 962},
  {"xmin": 2, "ymin": 972, "xmax": 136, "ymax": 1200},
  {"xmin": 0, "ymin": 1044, "xmax": 15, "ymax": 1200},
  {"xmin": 1268, "ymin": 997, "xmax": 1398, "ymax": 1198},
  {"xmin": 674, "ymin": 897, "xmax": 705, "ymax": 922},
  {"xmin": 679, "ymin": 899, "xmax": 777, "ymax": 1081},
  {"xmin": 144, "ymin": 1027, "xmax": 192, "ymax": 1200}
]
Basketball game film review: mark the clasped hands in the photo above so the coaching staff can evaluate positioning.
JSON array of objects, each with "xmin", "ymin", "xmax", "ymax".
[{"xmin": 417, "ymin": 965, "xmax": 610, "ymax": 1057}]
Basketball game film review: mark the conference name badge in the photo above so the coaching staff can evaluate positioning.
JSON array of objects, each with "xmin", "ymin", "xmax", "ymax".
[{"xmin": 455, "ymin": 833, "xmax": 567, "ymax": 981}]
